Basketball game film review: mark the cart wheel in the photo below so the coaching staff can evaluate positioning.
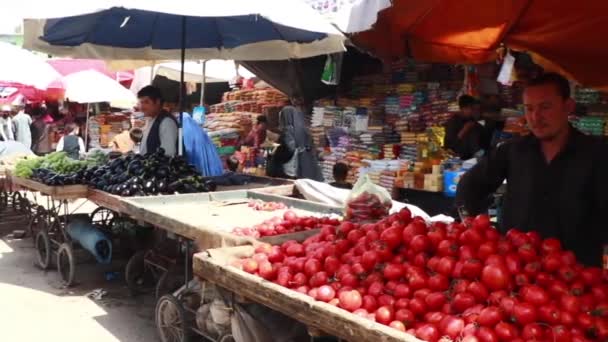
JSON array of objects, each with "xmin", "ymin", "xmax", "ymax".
[
  {"xmin": 35, "ymin": 230, "xmax": 52, "ymax": 270},
  {"xmin": 91, "ymin": 207, "xmax": 115, "ymax": 230},
  {"xmin": 125, "ymin": 250, "xmax": 156, "ymax": 295},
  {"xmin": 155, "ymin": 294, "xmax": 190, "ymax": 342},
  {"xmin": 155, "ymin": 269, "xmax": 184, "ymax": 300},
  {"xmin": 57, "ymin": 243, "xmax": 75, "ymax": 287}
]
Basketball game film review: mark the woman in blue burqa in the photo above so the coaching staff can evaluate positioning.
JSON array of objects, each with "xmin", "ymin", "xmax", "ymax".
[{"xmin": 268, "ymin": 106, "xmax": 323, "ymax": 181}]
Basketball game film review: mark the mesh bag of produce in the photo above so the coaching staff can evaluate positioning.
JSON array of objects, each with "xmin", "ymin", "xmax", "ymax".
[{"xmin": 345, "ymin": 174, "xmax": 392, "ymax": 222}]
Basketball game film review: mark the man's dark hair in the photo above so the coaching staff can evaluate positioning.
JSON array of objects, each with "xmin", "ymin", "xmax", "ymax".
[
  {"xmin": 257, "ymin": 115, "xmax": 268, "ymax": 124},
  {"xmin": 333, "ymin": 162, "xmax": 349, "ymax": 181},
  {"xmin": 137, "ymin": 86, "xmax": 164, "ymax": 103},
  {"xmin": 526, "ymin": 72, "xmax": 571, "ymax": 99},
  {"xmin": 226, "ymin": 156, "xmax": 239, "ymax": 172},
  {"xmin": 458, "ymin": 95, "xmax": 479, "ymax": 109},
  {"xmin": 129, "ymin": 128, "xmax": 143, "ymax": 143}
]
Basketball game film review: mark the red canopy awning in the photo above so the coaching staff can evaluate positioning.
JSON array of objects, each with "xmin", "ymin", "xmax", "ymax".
[{"xmin": 354, "ymin": 0, "xmax": 608, "ymax": 90}]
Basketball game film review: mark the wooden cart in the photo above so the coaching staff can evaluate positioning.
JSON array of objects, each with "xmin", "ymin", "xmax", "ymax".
[
  {"xmin": 118, "ymin": 190, "xmax": 342, "ymax": 342},
  {"xmin": 194, "ymin": 246, "xmax": 423, "ymax": 342}
]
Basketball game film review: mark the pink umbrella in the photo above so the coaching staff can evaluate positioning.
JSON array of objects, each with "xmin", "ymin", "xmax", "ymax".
[{"xmin": 47, "ymin": 59, "xmax": 134, "ymax": 89}]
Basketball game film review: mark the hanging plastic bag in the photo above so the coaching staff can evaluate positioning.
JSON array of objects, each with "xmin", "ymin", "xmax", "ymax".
[
  {"xmin": 345, "ymin": 174, "xmax": 392, "ymax": 222},
  {"xmin": 321, "ymin": 53, "xmax": 343, "ymax": 85}
]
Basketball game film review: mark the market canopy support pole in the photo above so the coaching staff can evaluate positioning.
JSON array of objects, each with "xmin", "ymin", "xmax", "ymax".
[
  {"xmin": 199, "ymin": 60, "xmax": 206, "ymax": 106},
  {"xmin": 178, "ymin": 16, "xmax": 186, "ymax": 156},
  {"xmin": 84, "ymin": 103, "xmax": 90, "ymax": 152}
]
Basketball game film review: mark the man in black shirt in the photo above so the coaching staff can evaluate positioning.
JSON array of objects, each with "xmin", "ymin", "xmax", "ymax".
[
  {"xmin": 444, "ymin": 95, "xmax": 486, "ymax": 159},
  {"xmin": 456, "ymin": 73, "xmax": 608, "ymax": 266}
]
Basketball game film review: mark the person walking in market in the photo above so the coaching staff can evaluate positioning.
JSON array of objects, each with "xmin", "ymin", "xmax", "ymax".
[
  {"xmin": 0, "ymin": 105, "xmax": 15, "ymax": 141},
  {"xmin": 268, "ymin": 105, "xmax": 323, "ymax": 181},
  {"xmin": 137, "ymin": 85, "xmax": 178, "ymax": 157},
  {"xmin": 30, "ymin": 108, "xmax": 52, "ymax": 156},
  {"xmin": 56, "ymin": 122, "xmax": 85, "ymax": 160},
  {"xmin": 241, "ymin": 115, "xmax": 268, "ymax": 148},
  {"xmin": 456, "ymin": 72, "xmax": 608, "ymax": 266},
  {"xmin": 12, "ymin": 104, "xmax": 33, "ymax": 149}
]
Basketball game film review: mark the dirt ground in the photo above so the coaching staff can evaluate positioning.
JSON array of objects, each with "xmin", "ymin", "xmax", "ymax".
[{"xmin": 0, "ymin": 225, "xmax": 160, "ymax": 342}]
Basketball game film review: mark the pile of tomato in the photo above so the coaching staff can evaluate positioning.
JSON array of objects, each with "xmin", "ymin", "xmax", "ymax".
[
  {"xmin": 232, "ymin": 210, "xmax": 341, "ymax": 238},
  {"xmin": 236, "ymin": 208, "xmax": 607, "ymax": 342}
]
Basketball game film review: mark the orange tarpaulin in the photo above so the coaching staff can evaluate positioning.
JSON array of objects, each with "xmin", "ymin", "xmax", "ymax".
[{"xmin": 354, "ymin": 0, "xmax": 608, "ymax": 90}]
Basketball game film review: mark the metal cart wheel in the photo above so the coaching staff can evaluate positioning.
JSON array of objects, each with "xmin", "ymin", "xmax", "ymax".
[
  {"xmin": 155, "ymin": 268, "xmax": 184, "ymax": 300},
  {"xmin": 90, "ymin": 207, "xmax": 115, "ymax": 230},
  {"xmin": 156, "ymin": 294, "xmax": 190, "ymax": 342},
  {"xmin": 125, "ymin": 250, "xmax": 157, "ymax": 294},
  {"xmin": 57, "ymin": 243, "xmax": 75, "ymax": 287},
  {"xmin": 35, "ymin": 230, "xmax": 52, "ymax": 270}
]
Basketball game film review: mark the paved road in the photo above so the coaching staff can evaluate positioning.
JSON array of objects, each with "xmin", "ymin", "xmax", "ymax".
[{"xmin": 0, "ymin": 229, "xmax": 159, "ymax": 342}]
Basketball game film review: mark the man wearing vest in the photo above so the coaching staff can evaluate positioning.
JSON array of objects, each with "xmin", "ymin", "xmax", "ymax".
[
  {"xmin": 56, "ymin": 123, "xmax": 85, "ymax": 159},
  {"xmin": 138, "ymin": 86, "xmax": 178, "ymax": 157}
]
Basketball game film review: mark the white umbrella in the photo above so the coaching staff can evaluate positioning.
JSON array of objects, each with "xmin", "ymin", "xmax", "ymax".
[
  {"xmin": 306, "ymin": 0, "xmax": 392, "ymax": 33},
  {"xmin": 62, "ymin": 70, "xmax": 136, "ymax": 108},
  {"xmin": 0, "ymin": 42, "xmax": 61, "ymax": 89}
]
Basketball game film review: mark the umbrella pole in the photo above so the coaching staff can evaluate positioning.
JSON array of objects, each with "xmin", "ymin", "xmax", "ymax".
[
  {"xmin": 178, "ymin": 16, "xmax": 186, "ymax": 156},
  {"xmin": 200, "ymin": 60, "xmax": 206, "ymax": 106},
  {"xmin": 84, "ymin": 103, "xmax": 90, "ymax": 153}
]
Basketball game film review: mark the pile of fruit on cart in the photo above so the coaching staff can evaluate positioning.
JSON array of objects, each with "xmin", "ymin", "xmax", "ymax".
[
  {"xmin": 236, "ymin": 209, "xmax": 607, "ymax": 342},
  {"xmin": 232, "ymin": 210, "xmax": 341, "ymax": 238}
]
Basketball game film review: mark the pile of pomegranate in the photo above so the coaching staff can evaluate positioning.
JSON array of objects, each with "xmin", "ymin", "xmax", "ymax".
[{"xmin": 236, "ymin": 208, "xmax": 608, "ymax": 342}]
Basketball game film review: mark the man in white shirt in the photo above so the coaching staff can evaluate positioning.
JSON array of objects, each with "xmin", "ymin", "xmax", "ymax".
[
  {"xmin": 12, "ymin": 105, "xmax": 32, "ymax": 149},
  {"xmin": 137, "ymin": 86, "xmax": 178, "ymax": 156},
  {"xmin": 0, "ymin": 105, "xmax": 14, "ymax": 141}
]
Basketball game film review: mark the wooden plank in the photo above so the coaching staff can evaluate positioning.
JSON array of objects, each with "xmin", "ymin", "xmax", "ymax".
[
  {"xmin": 193, "ymin": 247, "xmax": 423, "ymax": 342},
  {"xmin": 11, "ymin": 176, "xmax": 88, "ymax": 200},
  {"xmin": 87, "ymin": 189, "xmax": 127, "ymax": 214},
  {"xmin": 250, "ymin": 184, "xmax": 295, "ymax": 197}
]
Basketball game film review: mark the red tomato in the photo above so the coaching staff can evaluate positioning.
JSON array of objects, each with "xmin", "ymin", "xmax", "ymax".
[
  {"xmin": 520, "ymin": 285, "xmax": 550, "ymax": 306},
  {"xmin": 402, "ymin": 221, "xmax": 428, "ymax": 244},
  {"xmin": 517, "ymin": 244, "xmax": 537, "ymax": 263},
  {"xmin": 472, "ymin": 214, "xmax": 491, "ymax": 231},
  {"xmin": 504, "ymin": 253, "xmax": 522, "ymax": 274},
  {"xmin": 367, "ymin": 281, "xmax": 384, "ymax": 297},
  {"xmin": 452, "ymin": 293, "xmax": 477, "ymax": 313},
  {"xmin": 477, "ymin": 306, "xmax": 503, "ymax": 327},
  {"xmin": 581, "ymin": 267, "xmax": 603, "ymax": 286},
  {"xmin": 521, "ymin": 323, "xmax": 545, "ymax": 340},
  {"xmin": 383, "ymin": 263, "xmax": 404, "ymax": 281},
  {"xmin": 323, "ymin": 256, "xmax": 341, "ymax": 275},
  {"xmin": 380, "ymin": 227, "xmax": 402, "ymax": 249},
  {"xmin": 258, "ymin": 260, "xmax": 277, "ymax": 280},
  {"xmin": 309, "ymin": 271, "xmax": 328, "ymax": 287},
  {"xmin": 547, "ymin": 325, "xmax": 572, "ymax": 342},
  {"xmin": 499, "ymin": 296, "xmax": 518, "ymax": 316},
  {"xmin": 559, "ymin": 294, "xmax": 580, "ymax": 313},
  {"xmin": 377, "ymin": 294, "xmax": 395, "ymax": 307},
  {"xmin": 476, "ymin": 326, "xmax": 499, "ymax": 342},
  {"xmin": 415, "ymin": 323, "xmax": 440, "ymax": 342},
  {"xmin": 477, "ymin": 241, "xmax": 498, "ymax": 261},
  {"xmin": 512, "ymin": 302, "xmax": 537, "ymax": 325},
  {"xmin": 398, "ymin": 208, "xmax": 412, "ymax": 223},
  {"xmin": 436, "ymin": 256, "xmax": 456, "ymax": 276},
  {"xmin": 481, "ymin": 264, "xmax": 510, "ymax": 291},
  {"xmin": 560, "ymin": 310, "xmax": 576, "ymax": 326},
  {"xmin": 361, "ymin": 295, "xmax": 378, "ymax": 312},
  {"xmin": 338, "ymin": 290, "xmax": 362, "ymax": 312},
  {"xmin": 460, "ymin": 228, "xmax": 484, "ymax": 247},
  {"xmin": 389, "ymin": 320, "xmax": 406, "ymax": 332},
  {"xmin": 535, "ymin": 272, "xmax": 554, "ymax": 287},
  {"xmin": 242, "ymin": 258, "xmax": 259, "ymax": 273},
  {"xmin": 462, "ymin": 259, "xmax": 483, "ymax": 279},
  {"xmin": 395, "ymin": 308, "xmax": 415, "ymax": 325},
  {"xmin": 437, "ymin": 239, "xmax": 459, "ymax": 257},
  {"xmin": 538, "ymin": 303, "xmax": 561, "ymax": 325},
  {"xmin": 495, "ymin": 321, "xmax": 519, "ymax": 341},
  {"xmin": 525, "ymin": 231, "xmax": 542, "ymax": 248},
  {"xmin": 408, "ymin": 298, "xmax": 427, "ymax": 316},
  {"xmin": 316, "ymin": 285, "xmax": 336, "ymax": 302},
  {"xmin": 428, "ymin": 274, "xmax": 450, "ymax": 292},
  {"xmin": 410, "ymin": 234, "xmax": 431, "ymax": 253},
  {"xmin": 453, "ymin": 279, "xmax": 471, "ymax": 294},
  {"xmin": 440, "ymin": 315, "xmax": 465, "ymax": 339},
  {"xmin": 541, "ymin": 237, "xmax": 562, "ymax": 254},
  {"xmin": 394, "ymin": 298, "xmax": 409, "ymax": 310},
  {"xmin": 541, "ymin": 252, "xmax": 562, "ymax": 272},
  {"xmin": 424, "ymin": 311, "xmax": 445, "ymax": 324},
  {"xmin": 375, "ymin": 305, "xmax": 394, "ymax": 325},
  {"xmin": 468, "ymin": 282, "xmax": 490, "ymax": 303},
  {"xmin": 425, "ymin": 292, "xmax": 447, "ymax": 310}
]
